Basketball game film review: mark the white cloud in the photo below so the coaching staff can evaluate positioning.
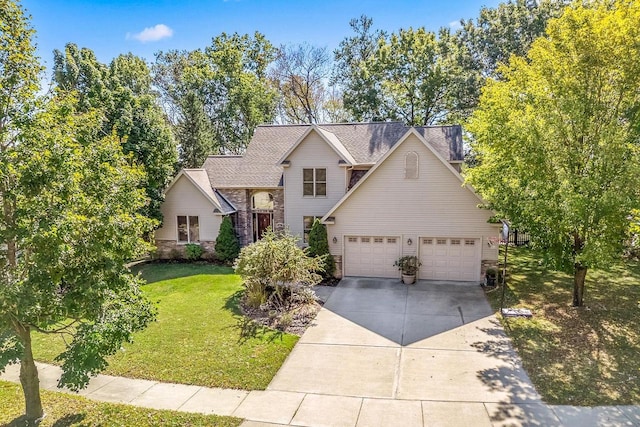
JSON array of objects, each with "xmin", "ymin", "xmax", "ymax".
[
  {"xmin": 449, "ymin": 20, "xmax": 462, "ymax": 30},
  {"xmin": 127, "ymin": 24, "xmax": 174, "ymax": 43}
]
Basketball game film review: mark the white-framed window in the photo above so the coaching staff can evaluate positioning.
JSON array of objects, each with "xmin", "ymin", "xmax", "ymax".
[
  {"xmin": 303, "ymin": 216, "xmax": 322, "ymax": 243},
  {"xmin": 177, "ymin": 215, "xmax": 199, "ymax": 243},
  {"xmin": 405, "ymin": 152, "xmax": 419, "ymax": 179},
  {"xmin": 303, "ymin": 168, "xmax": 327, "ymax": 197}
]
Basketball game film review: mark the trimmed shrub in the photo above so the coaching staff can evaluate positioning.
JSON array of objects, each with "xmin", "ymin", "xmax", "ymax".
[
  {"xmin": 185, "ymin": 243, "xmax": 204, "ymax": 260},
  {"xmin": 234, "ymin": 228, "xmax": 323, "ymax": 309},
  {"xmin": 215, "ymin": 216, "xmax": 240, "ymax": 263},
  {"xmin": 307, "ymin": 219, "xmax": 335, "ymax": 279}
]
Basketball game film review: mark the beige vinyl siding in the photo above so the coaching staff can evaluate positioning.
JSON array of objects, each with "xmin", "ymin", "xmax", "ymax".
[
  {"xmin": 155, "ymin": 175, "xmax": 222, "ymax": 242},
  {"xmin": 283, "ymin": 131, "xmax": 347, "ymax": 242},
  {"xmin": 327, "ymin": 133, "xmax": 499, "ymax": 263}
]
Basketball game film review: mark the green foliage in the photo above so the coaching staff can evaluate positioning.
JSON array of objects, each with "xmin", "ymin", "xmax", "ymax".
[
  {"xmin": 184, "ymin": 243, "xmax": 204, "ymax": 260},
  {"xmin": 176, "ymin": 91, "xmax": 213, "ymax": 168},
  {"xmin": 234, "ymin": 229, "xmax": 323, "ymax": 309},
  {"xmin": 307, "ymin": 219, "xmax": 335, "ymax": 279},
  {"xmin": 466, "ymin": 0, "xmax": 640, "ymax": 305},
  {"xmin": 52, "ymin": 45, "xmax": 177, "ymax": 223},
  {"xmin": 0, "ymin": 88, "xmax": 157, "ymax": 422},
  {"xmin": 456, "ymin": 0, "xmax": 569, "ymax": 79},
  {"xmin": 332, "ymin": 15, "xmax": 386, "ymax": 122},
  {"xmin": 215, "ymin": 216, "xmax": 240, "ymax": 263},
  {"xmin": 394, "ymin": 256, "xmax": 422, "ymax": 275},
  {"xmin": 153, "ymin": 32, "xmax": 278, "ymax": 155}
]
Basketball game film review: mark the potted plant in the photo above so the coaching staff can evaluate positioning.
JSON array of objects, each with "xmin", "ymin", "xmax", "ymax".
[
  {"xmin": 394, "ymin": 255, "xmax": 422, "ymax": 285},
  {"xmin": 485, "ymin": 266, "xmax": 499, "ymax": 286}
]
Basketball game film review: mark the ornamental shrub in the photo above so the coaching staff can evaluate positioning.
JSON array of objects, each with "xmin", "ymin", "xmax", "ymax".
[
  {"xmin": 185, "ymin": 243, "xmax": 204, "ymax": 260},
  {"xmin": 307, "ymin": 218, "xmax": 335, "ymax": 279},
  {"xmin": 215, "ymin": 216, "xmax": 240, "ymax": 263},
  {"xmin": 234, "ymin": 228, "xmax": 323, "ymax": 308}
]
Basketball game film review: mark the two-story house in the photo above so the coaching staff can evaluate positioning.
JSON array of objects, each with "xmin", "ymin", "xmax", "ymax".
[{"xmin": 154, "ymin": 122, "xmax": 499, "ymax": 281}]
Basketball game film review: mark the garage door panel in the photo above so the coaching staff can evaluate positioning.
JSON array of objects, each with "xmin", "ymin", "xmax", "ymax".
[
  {"xmin": 419, "ymin": 237, "xmax": 480, "ymax": 282},
  {"xmin": 345, "ymin": 236, "xmax": 400, "ymax": 278}
]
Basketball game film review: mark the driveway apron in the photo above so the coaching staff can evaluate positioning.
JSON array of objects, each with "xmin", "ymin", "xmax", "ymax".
[{"xmin": 268, "ymin": 277, "xmax": 541, "ymax": 405}]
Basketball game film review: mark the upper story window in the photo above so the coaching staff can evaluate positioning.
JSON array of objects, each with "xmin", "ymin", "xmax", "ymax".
[
  {"xmin": 405, "ymin": 152, "xmax": 419, "ymax": 179},
  {"xmin": 177, "ymin": 215, "xmax": 199, "ymax": 243},
  {"xmin": 252, "ymin": 191, "xmax": 274, "ymax": 210},
  {"xmin": 303, "ymin": 168, "xmax": 326, "ymax": 197}
]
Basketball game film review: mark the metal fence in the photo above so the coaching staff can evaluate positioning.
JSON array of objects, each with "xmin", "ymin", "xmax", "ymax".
[{"xmin": 507, "ymin": 229, "xmax": 530, "ymax": 246}]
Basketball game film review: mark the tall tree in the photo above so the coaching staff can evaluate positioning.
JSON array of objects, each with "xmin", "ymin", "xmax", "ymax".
[
  {"xmin": 466, "ymin": 0, "xmax": 640, "ymax": 307},
  {"xmin": 456, "ymin": 0, "xmax": 570, "ymax": 79},
  {"xmin": 332, "ymin": 15, "xmax": 386, "ymax": 122},
  {"xmin": 154, "ymin": 32, "xmax": 278, "ymax": 156},
  {"xmin": 52, "ymin": 46, "xmax": 177, "ymax": 222},
  {"xmin": 371, "ymin": 27, "xmax": 467, "ymax": 125},
  {"xmin": 272, "ymin": 43, "xmax": 331, "ymax": 124},
  {"xmin": 176, "ymin": 91, "xmax": 214, "ymax": 168},
  {"xmin": 1, "ymin": 94, "xmax": 157, "ymax": 424}
]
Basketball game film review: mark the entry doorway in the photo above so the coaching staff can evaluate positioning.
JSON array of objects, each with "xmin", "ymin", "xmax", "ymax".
[{"xmin": 252, "ymin": 191, "xmax": 274, "ymax": 242}]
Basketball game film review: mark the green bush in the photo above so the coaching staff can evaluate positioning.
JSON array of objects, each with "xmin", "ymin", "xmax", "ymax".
[
  {"xmin": 185, "ymin": 243, "xmax": 204, "ymax": 260},
  {"xmin": 307, "ymin": 219, "xmax": 335, "ymax": 279},
  {"xmin": 215, "ymin": 216, "xmax": 240, "ymax": 263},
  {"xmin": 234, "ymin": 228, "xmax": 323, "ymax": 309}
]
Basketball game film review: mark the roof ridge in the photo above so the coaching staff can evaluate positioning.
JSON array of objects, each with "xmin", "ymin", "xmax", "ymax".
[{"xmin": 205, "ymin": 155, "xmax": 243, "ymax": 158}]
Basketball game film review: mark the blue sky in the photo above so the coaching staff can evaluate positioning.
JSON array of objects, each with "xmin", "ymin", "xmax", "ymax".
[{"xmin": 23, "ymin": 0, "xmax": 502, "ymax": 70}]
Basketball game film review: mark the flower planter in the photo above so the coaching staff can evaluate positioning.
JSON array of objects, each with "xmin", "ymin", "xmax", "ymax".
[{"xmin": 402, "ymin": 274, "xmax": 416, "ymax": 285}]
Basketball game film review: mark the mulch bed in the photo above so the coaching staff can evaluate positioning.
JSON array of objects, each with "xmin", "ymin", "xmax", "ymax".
[{"xmin": 240, "ymin": 299, "xmax": 323, "ymax": 336}]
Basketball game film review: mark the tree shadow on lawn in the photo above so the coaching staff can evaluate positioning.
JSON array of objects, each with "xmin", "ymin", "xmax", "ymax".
[
  {"xmin": 224, "ymin": 290, "xmax": 286, "ymax": 344},
  {"xmin": 131, "ymin": 261, "xmax": 235, "ymax": 284},
  {"xmin": 8, "ymin": 413, "xmax": 86, "ymax": 427}
]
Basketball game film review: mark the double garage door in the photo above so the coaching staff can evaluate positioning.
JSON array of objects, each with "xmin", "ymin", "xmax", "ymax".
[{"xmin": 344, "ymin": 236, "xmax": 480, "ymax": 281}]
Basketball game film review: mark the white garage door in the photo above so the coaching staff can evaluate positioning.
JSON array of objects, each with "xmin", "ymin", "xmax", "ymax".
[
  {"xmin": 344, "ymin": 236, "xmax": 400, "ymax": 278},
  {"xmin": 419, "ymin": 237, "xmax": 480, "ymax": 281}
]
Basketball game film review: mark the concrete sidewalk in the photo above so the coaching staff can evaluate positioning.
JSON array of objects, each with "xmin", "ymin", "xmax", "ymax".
[
  {"xmin": 2, "ymin": 279, "xmax": 640, "ymax": 426},
  {"xmin": 2, "ymin": 362, "xmax": 638, "ymax": 426}
]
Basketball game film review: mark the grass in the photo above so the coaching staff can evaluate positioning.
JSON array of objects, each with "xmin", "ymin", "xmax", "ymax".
[
  {"xmin": 0, "ymin": 380, "xmax": 241, "ymax": 427},
  {"xmin": 486, "ymin": 246, "xmax": 640, "ymax": 405},
  {"xmin": 31, "ymin": 262, "xmax": 299, "ymax": 390}
]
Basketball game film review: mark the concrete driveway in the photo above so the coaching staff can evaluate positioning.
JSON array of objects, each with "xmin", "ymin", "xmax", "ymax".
[{"xmin": 259, "ymin": 277, "xmax": 551, "ymax": 426}]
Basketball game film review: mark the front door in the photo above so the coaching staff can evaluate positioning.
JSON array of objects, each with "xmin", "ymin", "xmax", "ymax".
[{"xmin": 254, "ymin": 212, "xmax": 272, "ymax": 241}]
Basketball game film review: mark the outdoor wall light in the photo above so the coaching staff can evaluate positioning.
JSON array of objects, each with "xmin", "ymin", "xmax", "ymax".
[
  {"xmin": 407, "ymin": 238, "xmax": 413, "ymax": 246},
  {"xmin": 332, "ymin": 237, "xmax": 337, "ymax": 244}
]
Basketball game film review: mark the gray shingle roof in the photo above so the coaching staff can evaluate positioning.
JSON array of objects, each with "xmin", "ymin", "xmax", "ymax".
[{"xmin": 202, "ymin": 122, "xmax": 464, "ymax": 189}]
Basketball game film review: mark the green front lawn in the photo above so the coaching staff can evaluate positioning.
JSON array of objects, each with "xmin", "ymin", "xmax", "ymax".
[
  {"xmin": 0, "ymin": 380, "xmax": 241, "ymax": 427},
  {"xmin": 32, "ymin": 263, "xmax": 298, "ymax": 390},
  {"xmin": 486, "ymin": 247, "xmax": 640, "ymax": 405}
]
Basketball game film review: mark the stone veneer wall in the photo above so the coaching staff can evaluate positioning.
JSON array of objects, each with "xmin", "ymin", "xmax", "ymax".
[
  {"xmin": 218, "ymin": 189, "xmax": 251, "ymax": 246},
  {"xmin": 333, "ymin": 255, "xmax": 343, "ymax": 279},
  {"xmin": 481, "ymin": 259, "xmax": 498, "ymax": 278},
  {"xmin": 272, "ymin": 189, "xmax": 285, "ymax": 232},
  {"xmin": 155, "ymin": 239, "xmax": 216, "ymax": 259},
  {"xmin": 218, "ymin": 188, "xmax": 285, "ymax": 245}
]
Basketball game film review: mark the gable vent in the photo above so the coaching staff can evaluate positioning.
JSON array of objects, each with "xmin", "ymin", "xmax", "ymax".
[{"xmin": 405, "ymin": 152, "xmax": 419, "ymax": 179}]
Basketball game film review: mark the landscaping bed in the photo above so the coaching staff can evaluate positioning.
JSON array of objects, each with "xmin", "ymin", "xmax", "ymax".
[{"xmin": 486, "ymin": 246, "xmax": 640, "ymax": 405}]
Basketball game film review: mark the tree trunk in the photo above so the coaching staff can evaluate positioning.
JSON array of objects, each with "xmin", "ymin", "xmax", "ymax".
[
  {"xmin": 15, "ymin": 323, "xmax": 44, "ymax": 425},
  {"xmin": 572, "ymin": 263, "xmax": 588, "ymax": 307}
]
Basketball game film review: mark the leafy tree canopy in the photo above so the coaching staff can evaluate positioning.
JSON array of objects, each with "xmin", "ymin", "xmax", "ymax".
[
  {"xmin": 53, "ymin": 45, "xmax": 177, "ymax": 223},
  {"xmin": 466, "ymin": 0, "xmax": 640, "ymax": 306},
  {"xmin": 154, "ymin": 32, "xmax": 278, "ymax": 158}
]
